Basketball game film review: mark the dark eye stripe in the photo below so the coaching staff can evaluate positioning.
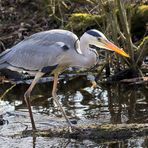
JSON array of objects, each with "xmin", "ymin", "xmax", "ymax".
[
  {"xmin": 86, "ymin": 30, "xmax": 101, "ymax": 37},
  {"xmin": 89, "ymin": 44, "xmax": 98, "ymax": 56},
  {"xmin": 89, "ymin": 48, "xmax": 98, "ymax": 56}
]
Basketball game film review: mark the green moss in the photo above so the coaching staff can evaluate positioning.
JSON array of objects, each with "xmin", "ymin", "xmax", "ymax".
[
  {"xmin": 140, "ymin": 36, "xmax": 148, "ymax": 45},
  {"xmin": 65, "ymin": 13, "xmax": 104, "ymax": 36},
  {"xmin": 131, "ymin": 5, "xmax": 148, "ymax": 39},
  {"xmin": 138, "ymin": 5, "xmax": 148, "ymax": 16}
]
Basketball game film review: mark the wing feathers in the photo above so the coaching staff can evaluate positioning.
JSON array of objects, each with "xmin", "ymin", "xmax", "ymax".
[{"xmin": 0, "ymin": 30, "xmax": 81, "ymax": 72}]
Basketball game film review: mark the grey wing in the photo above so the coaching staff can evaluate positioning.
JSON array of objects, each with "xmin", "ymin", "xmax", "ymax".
[
  {"xmin": 0, "ymin": 41, "xmax": 67, "ymax": 71},
  {"xmin": 0, "ymin": 29, "xmax": 81, "ymax": 72}
]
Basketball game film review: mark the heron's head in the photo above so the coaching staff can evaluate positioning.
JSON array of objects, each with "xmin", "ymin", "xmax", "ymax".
[{"xmin": 84, "ymin": 29, "xmax": 129, "ymax": 58}]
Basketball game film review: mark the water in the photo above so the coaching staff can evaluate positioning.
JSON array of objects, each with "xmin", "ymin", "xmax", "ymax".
[{"xmin": 0, "ymin": 76, "xmax": 147, "ymax": 147}]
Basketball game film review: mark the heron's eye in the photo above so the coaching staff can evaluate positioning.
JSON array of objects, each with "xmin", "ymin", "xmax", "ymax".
[{"xmin": 97, "ymin": 37, "xmax": 101, "ymax": 41}]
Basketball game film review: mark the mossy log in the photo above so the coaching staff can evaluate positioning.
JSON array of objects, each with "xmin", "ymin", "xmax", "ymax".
[
  {"xmin": 65, "ymin": 13, "xmax": 104, "ymax": 36},
  {"xmin": 65, "ymin": 5, "xmax": 148, "ymax": 38},
  {"xmin": 121, "ymin": 77, "xmax": 148, "ymax": 84},
  {"xmin": 21, "ymin": 123, "xmax": 148, "ymax": 140}
]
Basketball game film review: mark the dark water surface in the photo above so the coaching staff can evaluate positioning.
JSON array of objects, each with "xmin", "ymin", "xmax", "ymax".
[{"xmin": 0, "ymin": 76, "xmax": 148, "ymax": 148}]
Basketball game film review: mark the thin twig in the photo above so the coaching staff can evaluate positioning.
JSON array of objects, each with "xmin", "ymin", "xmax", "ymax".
[
  {"xmin": 116, "ymin": 0, "xmax": 134, "ymax": 64},
  {"xmin": 0, "ymin": 84, "xmax": 16, "ymax": 100}
]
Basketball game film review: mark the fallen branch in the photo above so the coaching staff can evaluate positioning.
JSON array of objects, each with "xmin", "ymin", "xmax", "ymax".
[
  {"xmin": 120, "ymin": 77, "xmax": 148, "ymax": 84},
  {"xmin": 21, "ymin": 123, "xmax": 148, "ymax": 140},
  {"xmin": 9, "ymin": 73, "xmax": 87, "ymax": 85}
]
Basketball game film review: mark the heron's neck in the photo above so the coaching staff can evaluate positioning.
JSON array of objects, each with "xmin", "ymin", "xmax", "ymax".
[
  {"xmin": 80, "ymin": 36, "xmax": 90, "ymax": 53},
  {"xmin": 79, "ymin": 36, "xmax": 97, "ymax": 68}
]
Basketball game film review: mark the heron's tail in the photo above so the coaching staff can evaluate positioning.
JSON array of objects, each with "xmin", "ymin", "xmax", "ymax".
[
  {"xmin": 0, "ymin": 63, "xmax": 9, "ymax": 69},
  {"xmin": 0, "ymin": 49, "xmax": 11, "ymax": 69}
]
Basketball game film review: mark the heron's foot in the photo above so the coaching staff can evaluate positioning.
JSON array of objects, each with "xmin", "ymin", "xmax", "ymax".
[
  {"xmin": 68, "ymin": 124, "xmax": 81, "ymax": 133},
  {"xmin": 66, "ymin": 118, "xmax": 79, "ymax": 133}
]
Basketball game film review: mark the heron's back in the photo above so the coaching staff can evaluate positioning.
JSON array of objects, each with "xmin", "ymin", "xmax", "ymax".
[{"xmin": 0, "ymin": 29, "xmax": 79, "ymax": 71}]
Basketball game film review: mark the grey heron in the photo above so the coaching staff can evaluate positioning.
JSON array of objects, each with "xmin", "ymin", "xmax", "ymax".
[{"xmin": 0, "ymin": 29, "xmax": 129, "ymax": 131}]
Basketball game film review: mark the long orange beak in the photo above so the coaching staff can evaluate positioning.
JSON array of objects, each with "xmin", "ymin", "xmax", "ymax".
[{"xmin": 104, "ymin": 40, "xmax": 130, "ymax": 58}]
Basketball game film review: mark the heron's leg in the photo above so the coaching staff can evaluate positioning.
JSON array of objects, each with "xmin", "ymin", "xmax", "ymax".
[
  {"xmin": 24, "ymin": 72, "xmax": 44, "ymax": 131},
  {"xmin": 52, "ymin": 73, "xmax": 73, "ymax": 131}
]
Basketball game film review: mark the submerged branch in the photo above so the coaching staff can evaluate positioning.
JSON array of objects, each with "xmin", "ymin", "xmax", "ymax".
[
  {"xmin": 121, "ymin": 77, "xmax": 148, "ymax": 84},
  {"xmin": 21, "ymin": 123, "xmax": 148, "ymax": 140}
]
